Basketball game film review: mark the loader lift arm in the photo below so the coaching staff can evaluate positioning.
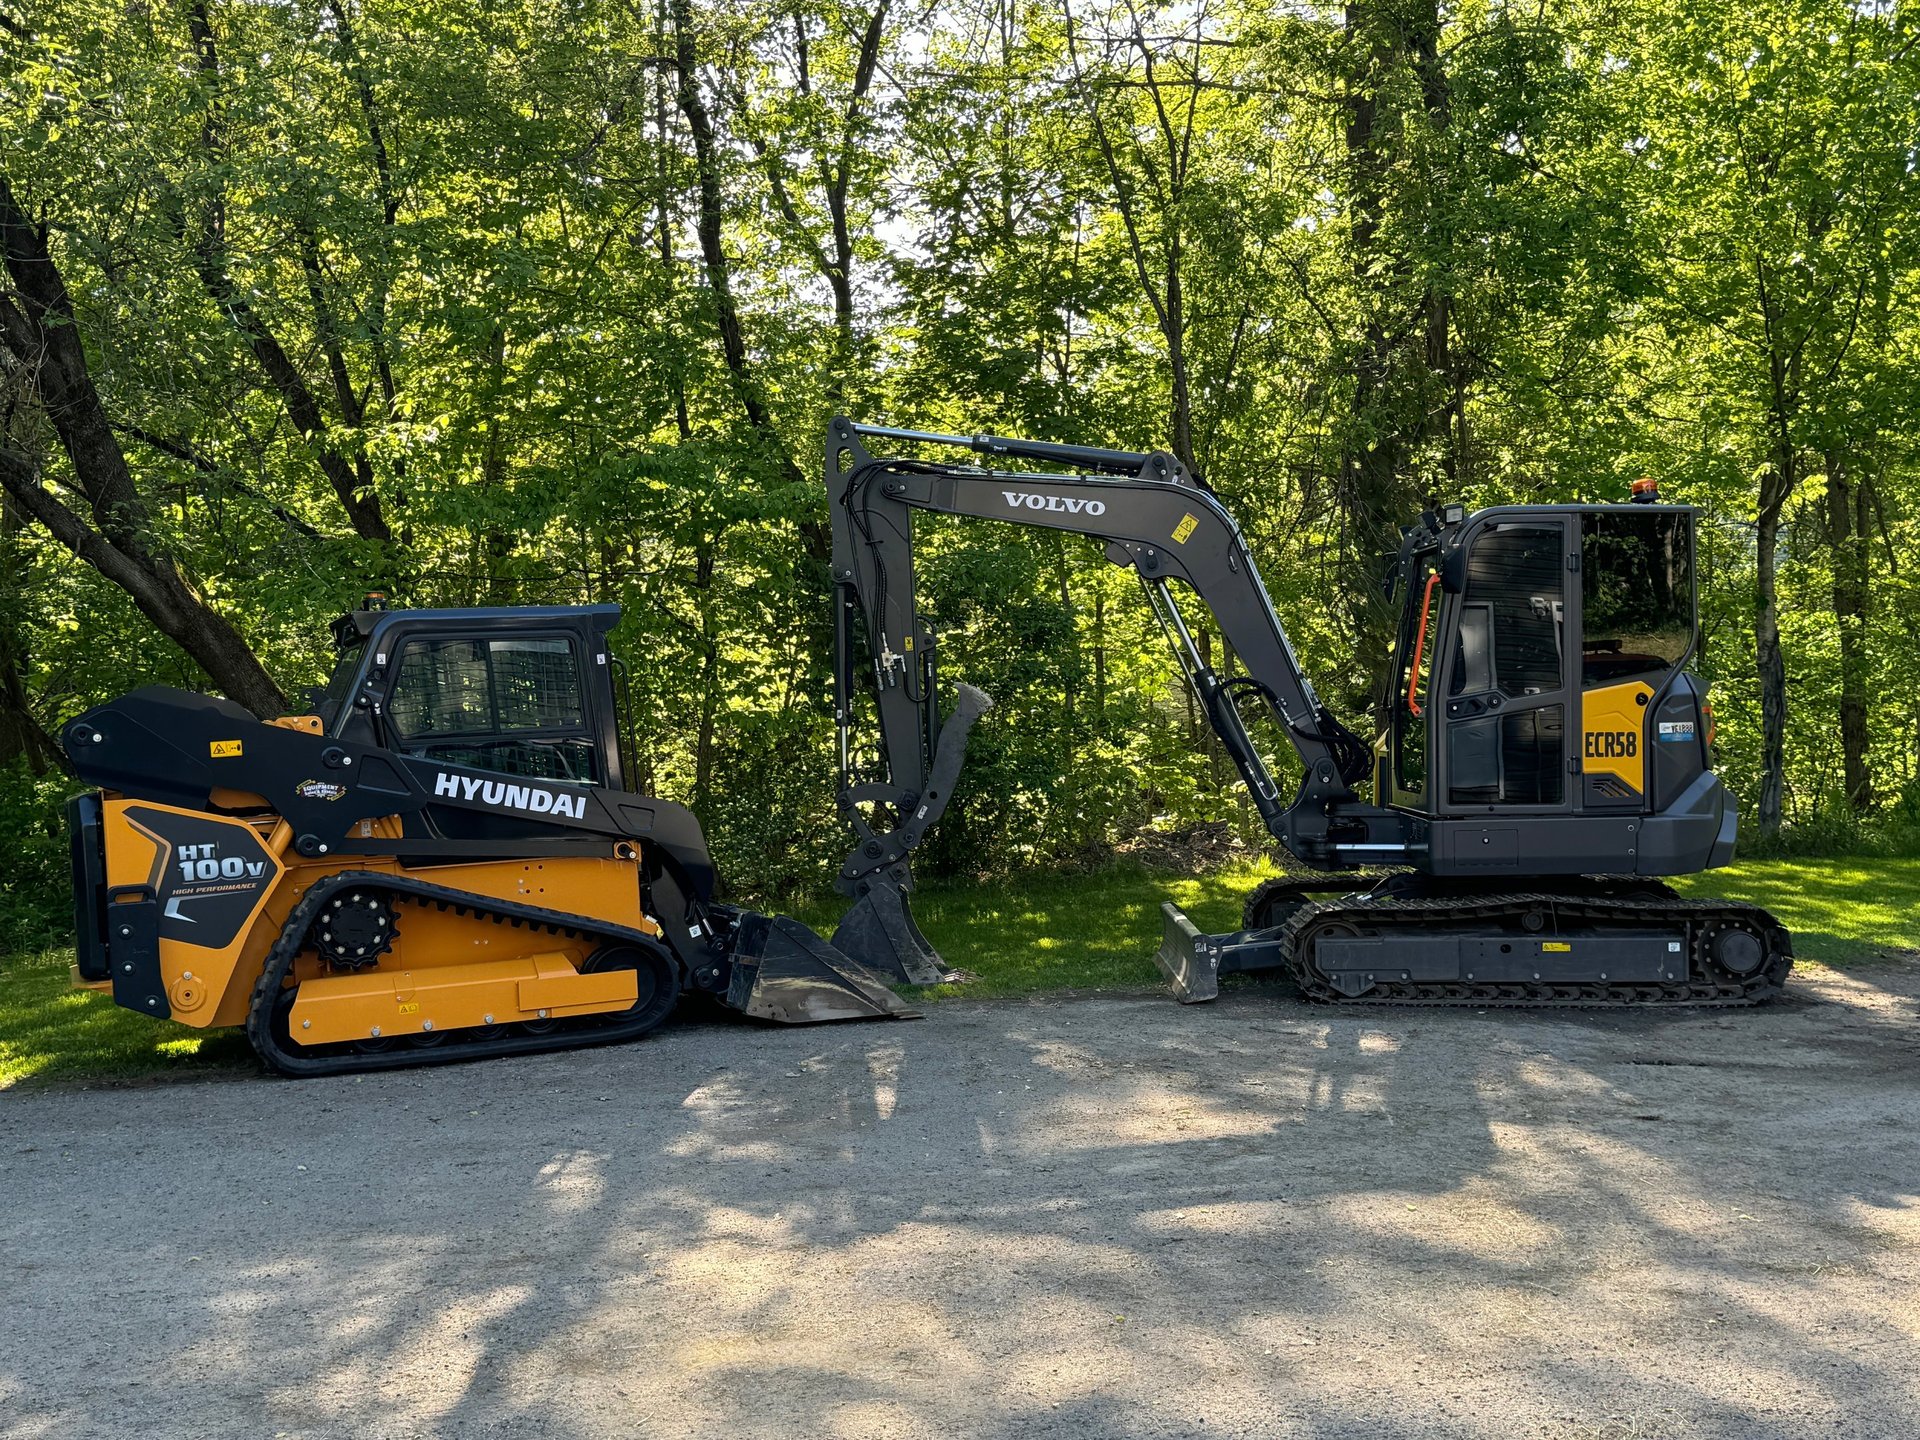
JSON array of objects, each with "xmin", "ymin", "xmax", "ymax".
[{"xmin": 823, "ymin": 416, "xmax": 1415, "ymax": 982}]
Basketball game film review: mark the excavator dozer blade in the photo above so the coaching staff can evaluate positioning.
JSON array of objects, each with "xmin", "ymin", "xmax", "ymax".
[
  {"xmin": 1154, "ymin": 902, "xmax": 1222, "ymax": 1004},
  {"xmin": 831, "ymin": 883, "xmax": 952, "ymax": 987},
  {"xmin": 726, "ymin": 912, "xmax": 921, "ymax": 1024}
]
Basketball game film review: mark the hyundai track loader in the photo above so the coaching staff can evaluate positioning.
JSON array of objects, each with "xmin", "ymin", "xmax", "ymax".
[
  {"xmin": 823, "ymin": 417, "xmax": 1793, "ymax": 1007},
  {"xmin": 62, "ymin": 603, "xmax": 936, "ymax": 1077}
]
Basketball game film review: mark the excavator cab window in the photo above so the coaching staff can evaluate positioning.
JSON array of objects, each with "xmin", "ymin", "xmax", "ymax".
[
  {"xmin": 1391, "ymin": 552, "xmax": 1442, "ymax": 803},
  {"xmin": 1581, "ymin": 510, "xmax": 1694, "ymax": 686},
  {"xmin": 387, "ymin": 634, "xmax": 603, "ymax": 784}
]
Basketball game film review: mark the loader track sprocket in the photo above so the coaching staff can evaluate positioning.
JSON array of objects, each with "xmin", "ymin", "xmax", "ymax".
[
  {"xmin": 245, "ymin": 870, "xmax": 683, "ymax": 1078},
  {"xmin": 1276, "ymin": 888, "xmax": 1792, "ymax": 1008},
  {"xmin": 312, "ymin": 886, "xmax": 396, "ymax": 970}
]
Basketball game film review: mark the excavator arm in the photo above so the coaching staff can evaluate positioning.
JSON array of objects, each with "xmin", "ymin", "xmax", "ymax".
[{"xmin": 822, "ymin": 416, "xmax": 1412, "ymax": 984}]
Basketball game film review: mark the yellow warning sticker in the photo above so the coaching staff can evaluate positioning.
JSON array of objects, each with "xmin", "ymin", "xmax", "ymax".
[
  {"xmin": 209, "ymin": 739, "xmax": 243, "ymax": 758},
  {"xmin": 1172, "ymin": 513, "xmax": 1199, "ymax": 544},
  {"xmin": 397, "ymin": 1002, "xmax": 420, "ymax": 1015},
  {"xmin": 1542, "ymin": 941, "xmax": 1572, "ymax": 952},
  {"xmin": 903, "ymin": 635, "xmax": 914, "ymax": 650}
]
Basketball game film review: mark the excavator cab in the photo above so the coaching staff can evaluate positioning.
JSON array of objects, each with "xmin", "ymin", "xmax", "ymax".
[{"xmin": 1380, "ymin": 501, "xmax": 1727, "ymax": 872}]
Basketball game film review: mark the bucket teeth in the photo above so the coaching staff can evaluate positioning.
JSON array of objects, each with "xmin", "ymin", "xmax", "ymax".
[{"xmin": 726, "ymin": 913, "xmax": 919, "ymax": 1025}]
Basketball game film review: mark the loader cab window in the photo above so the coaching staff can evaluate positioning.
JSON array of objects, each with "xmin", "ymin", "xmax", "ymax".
[
  {"xmin": 314, "ymin": 643, "xmax": 363, "ymax": 728},
  {"xmin": 387, "ymin": 634, "xmax": 602, "ymax": 784},
  {"xmin": 1582, "ymin": 510, "xmax": 1695, "ymax": 686}
]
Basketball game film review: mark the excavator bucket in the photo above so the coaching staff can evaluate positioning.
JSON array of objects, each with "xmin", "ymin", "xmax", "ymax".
[
  {"xmin": 831, "ymin": 882, "xmax": 949, "ymax": 987},
  {"xmin": 725, "ymin": 912, "xmax": 921, "ymax": 1024},
  {"xmin": 828, "ymin": 682, "xmax": 994, "ymax": 987}
]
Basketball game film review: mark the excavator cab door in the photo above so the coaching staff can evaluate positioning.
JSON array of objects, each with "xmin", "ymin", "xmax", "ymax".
[{"xmin": 1438, "ymin": 519, "xmax": 1575, "ymax": 813}]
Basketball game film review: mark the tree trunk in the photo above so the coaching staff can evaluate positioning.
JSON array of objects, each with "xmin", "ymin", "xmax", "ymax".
[
  {"xmin": 1825, "ymin": 450, "xmax": 1872, "ymax": 813},
  {"xmin": 669, "ymin": 0, "xmax": 803, "ymax": 488},
  {"xmin": 0, "ymin": 488, "xmax": 61, "ymax": 774},
  {"xmin": 1753, "ymin": 432, "xmax": 1795, "ymax": 832},
  {"xmin": 0, "ymin": 179, "xmax": 287, "ymax": 717},
  {"xmin": 1341, "ymin": 0, "xmax": 1410, "ymax": 660}
]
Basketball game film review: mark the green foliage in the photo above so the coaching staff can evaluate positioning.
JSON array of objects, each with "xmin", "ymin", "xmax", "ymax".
[
  {"xmin": 2, "ymin": 0, "xmax": 1918, "ymax": 950},
  {"xmin": 0, "ymin": 767, "xmax": 72, "ymax": 953}
]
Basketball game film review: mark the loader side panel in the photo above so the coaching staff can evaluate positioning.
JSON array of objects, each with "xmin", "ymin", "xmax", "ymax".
[{"xmin": 96, "ymin": 800, "xmax": 291, "ymax": 1028}]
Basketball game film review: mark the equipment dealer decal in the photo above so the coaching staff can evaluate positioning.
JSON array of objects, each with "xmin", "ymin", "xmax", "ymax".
[{"xmin": 296, "ymin": 778, "xmax": 348, "ymax": 801}]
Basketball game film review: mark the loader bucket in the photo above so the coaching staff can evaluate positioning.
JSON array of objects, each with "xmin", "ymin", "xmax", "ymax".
[
  {"xmin": 726, "ymin": 912, "xmax": 920, "ymax": 1024},
  {"xmin": 1153, "ymin": 902, "xmax": 1222, "ymax": 1004},
  {"xmin": 831, "ymin": 882, "xmax": 952, "ymax": 987}
]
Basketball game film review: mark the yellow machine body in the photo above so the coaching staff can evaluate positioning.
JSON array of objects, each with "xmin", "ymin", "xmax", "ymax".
[
  {"xmin": 95, "ymin": 796, "xmax": 653, "ymax": 1042},
  {"xmin": 1579, "ymin": 680, "xmax": 1655, "ymax": 798}
]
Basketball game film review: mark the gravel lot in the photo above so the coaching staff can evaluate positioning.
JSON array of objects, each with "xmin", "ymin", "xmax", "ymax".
[{"xmin": 4, "ymin": 961, "xmax": 1918, "ymax": 1440}]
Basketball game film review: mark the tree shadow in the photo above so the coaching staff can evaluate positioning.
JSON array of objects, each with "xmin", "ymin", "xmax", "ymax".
[{"xmin": 2, "ymin": 970, "xmax": 1916, "ymax": 1438}]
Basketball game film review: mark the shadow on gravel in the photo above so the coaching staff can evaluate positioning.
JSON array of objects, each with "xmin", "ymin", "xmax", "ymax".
[{"xmin": 2, "ymin": 965, "xmax": 1917, "ymax": 1438}]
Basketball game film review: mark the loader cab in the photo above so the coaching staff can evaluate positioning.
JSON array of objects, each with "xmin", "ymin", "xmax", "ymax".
[
  {"xmin": 1382, "ymin": 501, "xmax": 1711, "ymax": 842},
  {"xmin": 319, "ymin": 604, "xmax": 630, "ymax": 791}
]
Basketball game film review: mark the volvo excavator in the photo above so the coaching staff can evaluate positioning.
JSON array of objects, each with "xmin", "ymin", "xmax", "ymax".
[
  {"xmin": 823, "ymin": 416, "xmax": 1794, "ymax": 1007},
  {"xmin": 61, "ymin": 603, "xmax": 936, "ymax": 1077}
]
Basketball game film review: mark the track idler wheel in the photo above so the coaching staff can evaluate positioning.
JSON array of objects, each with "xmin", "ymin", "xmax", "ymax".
[{"xmin": 579, "ymin": 941, "xmax": 681, "ymax": 1035}]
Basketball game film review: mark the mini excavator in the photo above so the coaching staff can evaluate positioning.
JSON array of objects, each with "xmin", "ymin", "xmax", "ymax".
[
  {"xmin": 824, "ymin": 416, "xmax": 1794, "ymax": 1006},
  {"xmin": 62, "ymin": 603, "xmax": 938, "ymax": 1076}
]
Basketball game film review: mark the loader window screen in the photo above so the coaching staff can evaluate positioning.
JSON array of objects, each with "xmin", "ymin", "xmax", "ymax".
[
  {"xmin": 1582, "ymin": 511, "xmax": 1694, "ymax": 686},
  {"xmin": 389, "ymin": 635, "xmax": 598, "ymax": 783}
]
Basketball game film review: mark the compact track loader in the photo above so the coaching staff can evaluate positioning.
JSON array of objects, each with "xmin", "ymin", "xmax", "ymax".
[
  {"xmin": 824, "ymin": 417, "xmax": 1794, "ymax": 1006},
  {"xmin": 63, "ymin": 603, "xmax": 937, "ymax": 1077}
]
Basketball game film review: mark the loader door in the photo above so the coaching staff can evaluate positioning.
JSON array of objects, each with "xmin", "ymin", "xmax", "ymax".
[{"xmin": 1440, "ymin": 519, "xmax": 1573, "ymax": 812}]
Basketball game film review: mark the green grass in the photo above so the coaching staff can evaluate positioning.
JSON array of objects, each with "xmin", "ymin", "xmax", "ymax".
[
  {"xmin": 1672, "ymin": 857, "xmax": 1920, "ymax": 965},
  {"xmin": 5, "ymin": 855, "xmax": 1915, "ymax": 1088},
  {"xmin": 797, "ymin": 858, "xmax": 1280, "ymax": 1000},
  {"xmin": 0, "ymin": 947, "xmax": 254, "ymax": 1089}
]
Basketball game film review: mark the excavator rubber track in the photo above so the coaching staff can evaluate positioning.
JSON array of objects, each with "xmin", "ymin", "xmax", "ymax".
[
  {"xmin": 245, "ymin": 870, "xmax": 689, "ymax": 1078},
  {"xmin": 1240, "ymin": 876, "xmax": 1792, "ymax": 1008}
]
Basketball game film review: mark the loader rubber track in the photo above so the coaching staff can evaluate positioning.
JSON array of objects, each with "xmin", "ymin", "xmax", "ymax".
[
  {"xmin": 1243, "ymin": 877, "xmax": 1792, "ymax": 1008},
  {"xmin": 245, "ymin": 869, "xmax": 686, "ymax": 1078}
]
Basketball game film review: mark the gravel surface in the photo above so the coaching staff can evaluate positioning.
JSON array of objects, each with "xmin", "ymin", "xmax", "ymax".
[{"xmin": 4, "ymin": 962, "xmax": 1918, "ymax": 1440}]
